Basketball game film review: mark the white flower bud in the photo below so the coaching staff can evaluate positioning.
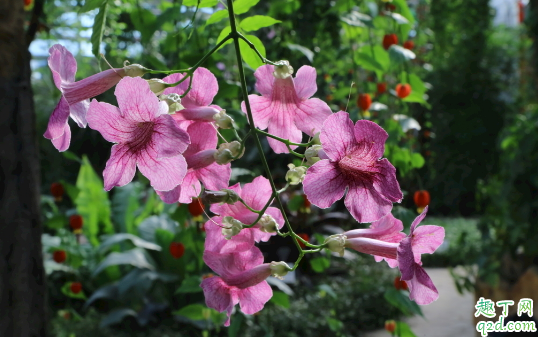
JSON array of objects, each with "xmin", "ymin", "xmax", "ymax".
[
  {"xmin": 270, "ymin": 261, "xmax": 291, "ymax": 279},
  {"xmin": 324, "ymin": 234, "xmax": 347, "ymax": 257},
  {"xmin": 123, "ymin": 61, "xmax": 149, "ymax": 77},
  {"xmin": 147, "ymin": 79, "xmax": 168, "ymax": 95},
  {"xmin": 258, "ymin": 214, "xmax": 278, "ymax": 233},
  {"xmin": 305, "ymin": 145, "xmax": 323, "ymax": 165},
  {"xmin": 214, "ymin": 141, "xmax": 244, "ymax": 165},
  {"xmin": 312, "ymin": 132, "xmax": 321, "ymax": 145},
  {"xmin": 273, "ymin": 60, "xmax": 294, "ymax": 79},
  {"xmin": 222, "ymin": 216, "xmax": 244, "ymax": 240},
  {"xmin": 159, "ymin": 93, "xmax": 184, "ymax": 113},
  {"xmin": 202, "ymin": 189, "xmax": 240, "ymax": 205},
  {"xmin": 285, "ymin": 164, "xmax": 307, "ymax": 185},
  {"xmin": 213, "ymin": 110, "xmax": 234, "ymax": 129}
]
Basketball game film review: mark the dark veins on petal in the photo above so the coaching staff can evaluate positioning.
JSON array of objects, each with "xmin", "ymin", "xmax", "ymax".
[{"xmin": 128, "ymin": 122, "xmax": 155, "ymax": 154}]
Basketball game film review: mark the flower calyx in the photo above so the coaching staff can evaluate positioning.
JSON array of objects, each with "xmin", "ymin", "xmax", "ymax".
[
  {"xmin": 213, "ymin": 110, "xmax": 234, "ymax": 129},
  {"xmin": 324, "ymin": 234, "xmax": 347, "ymax": 257},
  {"xmin": 159, "ymin": 93, "xmax": 184, "ymax": 113},
  {"xmin": 285, "ymin": 164, "xmax": 307, "ymax": 185},
  {"xmin": 222, "ymin": 216, "xmax": 244, "ymax": 240},
  {"xmin": 305, "ymin": 145, "xmax": 323, "ymax": 165},
  {"xmin": 258, "ymin": 214, "xmax": 278, "ymax": 233},
  {"xmin": 202, "ymin": 188, "xmax": 240, "ymax": 205},
  {"xmin": 270, "ymin": 261, "xmax": 291, "ymax": 279},
  {"xmin": 214, "ymin": 141, "xmax": 244, "ymax": 164},
  {"xmin": 123, "ymin": 61, "xmax": 149, "ymax": 77},
  {"xmin": 273, "ymin": 60, "xmax": 294, "ymax": 79},
  {"xmin": 147, "ymin": 79, "xmax": 169, "ymax": 95}
]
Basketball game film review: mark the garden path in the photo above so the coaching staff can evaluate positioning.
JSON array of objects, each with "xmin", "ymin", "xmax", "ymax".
[{"xmin": 363, "ymin": 268, "xmax": 476, "ymax": 337}]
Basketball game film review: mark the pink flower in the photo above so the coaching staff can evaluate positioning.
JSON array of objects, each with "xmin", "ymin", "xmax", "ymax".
[
  {"xmin": 43, "ymin": 44, "xmax": 90, "ymax": 151},
  {"xmin": 86, "ymin": 76, "xmax": 190, "ymax": 191},
  {"xmin": 303, "ymin": 111, "xmax": 403, "ymax": 223},
  {"xmin": 61, "ymin": 68, "xmax": 126, "ymax": 106},
  {"xmin": 397, "ymin": 206, "xmax": 445, "ymax": 305},
  {"xmin": 242, "ymin": 63, "xmax": 332, "ymax": 153},
  {"xmin": 157, "ymin": 122, "xmax": 231, "ymax": 204},
  {"xmin": 204, "ymin": 176, "xmax": 284, "ymax": 254},
  {"xmin": 201, "ymin": 245, "xmax": 274, "ymax": 326},
  {"xmin": 162, "ymin": 67, "xmax": 222, "ymax": 123},
  {"xmin": 345, "ymin": 212, "xmax": 406, "ymax": 267}
]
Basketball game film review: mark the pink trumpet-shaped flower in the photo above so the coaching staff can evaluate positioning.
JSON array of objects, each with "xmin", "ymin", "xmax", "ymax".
[
  {"xmin": 43, "ymin": 44, "xmax": 90, "ymax": 151},
  {"xmin": 345, "ymin": 212, "xmax": 406, "ymax": 267},
  {"xmin": 201, "ymin": 245, "xmax": 276, "ymax": 326},
  {"xmin": 162, "ymin": 67, "xmax": 222, "ymax": 123},
  {"xmin": 303, "ymin": 111, "xmax": 403, "ymax": 223},
  {"xmin": 61, "ymin": 68, "xmax": 126, "ymax": 106},
  {"xmin": 397, "ymin": 206, "xmax": 445, "ymax": 305},
  {"xmin": 86, "ymin": 76, "xmax": 190, "ymax": 191},
  {"xmin": 204, "ymin": 176, "xmax": 284, "ymax": 254},
  {"xmin": 241, "ymin": 63, "xmax": 332, "ymax": 154},
  {"xmin": 157, "ymin": 122, "xmax": 231, "ymax": 204}
]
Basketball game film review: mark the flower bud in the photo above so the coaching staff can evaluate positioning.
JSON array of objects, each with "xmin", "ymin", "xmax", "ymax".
[
  {"xmin": 258, "ymin": 214, "xmax": 278, "ymax": 233},
  {"xmin": 123, "ymin": 62, "xmax": 149, "ymax": 77},
  {"xmin": 312, "ymin": 132, "xmax": 321, "ymax": 145},
  {"xmin": 222, "ymin": 216, "xmax": 244, "ymax": 240},
  {"xmin": 213, "ymin": 110, "xmax": 234, "ymax": 129},
  {"xmin": 214, "ymin": 141, "xmax": 244, "ymax": 164},
  {"xmin": 270, "ymin": 261, "xmax": 291, "ymax": 279},
  {"xmin": 160, "ymin": 93, "xmax": 184, "ymax": 113},
  {"xmin": 305, "ymin": 145, "xmax": 323, "ymax": 165},
  {"xmin": 202, "ymin": 189, "xmax": 240, "ymax": 205},
  {"xmin": 273, "ymin": 60, "xmax": 294, "ymax": 79},
  {"xmin": 324, "ymin": 234, "xmax": 347, "ymax": 257},
  {"xmin": 147, "ymin": 79, "xmax": 168, "ymax": 95},
  {"xmin": 285, "ymin": 164, "xmax": 307, "ymax": 185}
]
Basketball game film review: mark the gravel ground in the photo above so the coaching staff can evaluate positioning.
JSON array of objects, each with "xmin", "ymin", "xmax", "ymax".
[{"xmin": 364, "ymin": 268, "xmax": 476, "ymax": 337}]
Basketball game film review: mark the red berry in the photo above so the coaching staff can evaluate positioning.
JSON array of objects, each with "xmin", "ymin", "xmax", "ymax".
[
  {"xmin": 69, "ymin": 214, "xmax": 83, "ymax": 230},
  {"xmin": 413, "ymin": 190, "xmax": 430, "ymax": 208},
  {"xmin": 385, "ymin": 3, "xmax": 396, "ymax": 11},
  {"xmin": 385, "ymin": 320, "xmax": 396, "ymax": 333},
  {"xmin": 24, "ymin": 0, "xmax": 33, "ymax": 6},
  {"xmin": 187, "ymin": 198, "xmax": 205, "ymax": 217},
  {"xmin": 297, "ymin": 233, "xmax": 310, "ymax": 249},
  {"xmin": 377, "ymin": 82, "xmax": 387, "ymax": 94},
  {"xmin": 53, "ymin": 250, "xmax": 66, "ymax": 263},
  {"xmin": 70, "ymin": 282, "xmax": 82, "ymax": 294},
  {"xmin": 169, "ymin": 242, "xmax": 185, "ymax": 259},
  {"xmin": 357, "ymin": 93, "xmax": 372, "ymax": 111},
  {"xmin": 395, "ymin": 83, "xmax": 411, "ymax": 98},
  {"xmin": 403, "ymin": 40, "xmax": 415, "ymax": 50},
  {"xmin": 394, "ymin": 276, "xmax": 409, "ymax": 291},
  {"xmin": 423, "ymin": 130, "xmax": 431, "ymax": 138},
  {"xmin": 382, "ymin": 34, "xmax": 398, "ymax": 50},
  {"xmin": 50, "ymin": 182, "xmax": 64, "ymax": 201},
  {"xmin": 302, "ymin": 194, "xmax": 311, "ymax": 208}
]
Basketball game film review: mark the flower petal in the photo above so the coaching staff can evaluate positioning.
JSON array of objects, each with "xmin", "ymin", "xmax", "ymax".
[
  {"xmin": 69, "ymin": 100, "xmax": 89, "ymax": 128},
  {"xmin": 196, "ymin": 162, "xmax": 231, "ymax": 191},
  {"xmin": 372, "ymin": 158, "xmax": 403, "ymax": 203},
  {"xmin": 137, "ymin": 152, "xmax": 187, "ymax": 192},
  {"xmin": 407, "ymin": 265, "xmax": 439, "ymax": 305},
  {"xmin": 412, "ymin": 225, "xmax": 445, "ymax": 262},
  {"xmin": 240, "ymin": 176, "xmax": 273, "ymax": 211},
  {"xmin": 353, "ymin": 120, "xmax": 389, "ymax": 161},
  {"xmin": 201, "ymin": 276, "xmax": 238, "ymax": 327},
  {"xmin": 410, "ymin": 205, "xmax": 429, "ymax": 233},
  {"xmin": 152, "ymin": 114, "xmax": 190, "ymax": 158},
  {"xmin": 294, "ymin": 98, "xmax": 332, "ymax": 136},
  {"xmin": 103, "ymin": 144, "xmax": 137, "ymax": 191},
  {"xmin": 86, "ymin": 99, "xmax": 136, "ymax": 143},
  {"xmin": 44, "ymin": 97, "xmax": 71, "ymax": 141},
  {"xmin": 61, "ymin": 68, "xmax": 125, "ymax": 105},
  {"xmin": 397, "ymin": 237, "xmax": 414, "ymax": 281},
  {"xmin": 181, "ymin": 67, "xmax": 219, "ymax": 108},
  {"xmin": 293, "ymin": 66, "xmax": 318, "ymax": 100},
  {"xmin": 48, "ymin": 44, "xmax": 77, "ymax": 89},
  {"xmin": 114, "ymin": 76, "xmax": 160, "ymax": 122},
  {"xmin": 238, "ymin": 281, "xmax": 272, "ymax": 315},
  {"xmin": 177, "ymin": 171, "xmax": 202, "ymax": 204},
  {"xmin": 303, "ymin": 160, "xmax": 347, "ymax": 208},
  {"xmin": 320, "ymin": 111, "xmax": 357, "ymax": 161},
  {"xmin": 204, "ymin": 216, "xmax": 256, "ymax": 254},
  {"xmin": 156, "ymin": 185, "xmax": 181, "ymax": 204},
  {"xmin": 345, "ymin": 183, "xmax": 393, "ymax": 223},
  {"xmin": 183, "ymin": 122, "xmax": 218, "ymax": 157},
  {"xmin": 253, "ymin": 65, "xmax": 274, "ymax": 96},
  {"xmin": 242, "ymin": 95, "xmax": 273, "ymax": 130},
  {"xmin": 50, "ymin": 123, "xmax": 71, "ymax": 152},
  {"xmin": 267, "ymin": 108, "xmax": 302, "ymax": 154}
]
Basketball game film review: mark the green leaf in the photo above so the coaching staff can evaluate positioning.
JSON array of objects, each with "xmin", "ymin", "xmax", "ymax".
[
  {"xmin": 130, "ymin": 7, "xmax": 157, "ymax": 44},
  {"xmin": 392, "ymin": 0, "xmax": 414, "ymax": 38},
  {"xmin": 310, "ymin": 257, "xmax": 330, "ymax": 273},
  {"xmin": 408, "ymin": 73, "xmax": 427, "ymax": 94},
  {"xmin": 62, "ymin": 151, "xmax": 81, "ymax": 163},
  {"xmin": 327, "ymin": 317, "xmax": 344, "ymax": 332},
  {"xmin": 240, "ymin": 15, "xmax": 281, "ymax": 32},
  {"xmin": 233, "ymin": 0, "xmax": 260, "ymax": 15},
  {"xmin": 384, "ymin": 288, "xmax": 423, "ymax": 317},
  {"xmin": 46, "ymin": 214, "xmax": 66, "ymax": 230},
  {"xmin": 117, "ymin": 269, "xmax": 178, "ymax": 296},
  {"xmin": 270, "ymin": 291, "xmax": 290, "ymax": 308},
  {"xmin": 84, "ymin": 284, "xmax": 118, "ymax": 309},
  {"xmin": 176, "ymin": 276, "xmax": 203, "ymax": 294},
  {"xmin": 79, "ymin": 0, "xmax": 105, "ymax": 13},
  {"xmin": 174, "ymin": 304, "xmax": 206, "ymax": 320},
  {"xmin": 390, "ymin": 12, "xmax": 409, "ymax": 24},
  {"xmin": 287, "ymin": 194, "xmax": 304, "ymax": 212},
  {"xmin": 287, "ymin": 44, "xmax": 314, "ymax": 63},
  {"xmin": 318, "ymin": 284, "xmax": 337, "ymax": 299},
  {"xmin": 91, "ymin": 1, "xmax": 108, "ymax": 59},
  {"xmin": 206, "ymin": 10, "xmax": 228, "ymax": 25},
  {"xmin": 396, "ymin": 321, "xmax": 418, "ymax": 337},
  {"xmin": 138, "ymin": 215, "xmax": 178, "ymax": 242},
  {"xmin": 98, "ymin": 233, "xmax": 162, "ymax": 254},
  {"xmin": 216, "ymin": 26, "xmax": 233, "ymax": 50},
  {"xmin": 61, "ymin": 282, "xmax": 87, "ymax": 300},
  {"xmin": 410, "ymin": 153, "xmax": 425, "ymax": 169},
  {"xmin": 92, "ymin": 249, "xmax": 155, "ymax": 277},
  {"xmin": 60, "ymin": 180, "xmax": 79, "ymax": 202},
  {"xmin": 75, "ymin": 156, "xmax": 113, "ymax": 246},
  {"xmin": 112, "ymin": 183, "xmax": 142, "ymax": 234},
  {"xmin": 355, "ymin": 52, "xmax": 384, "ymax": 73},
  {"xmin": 99, "ymin": 308, "xmax": 137, "ymax": 328},
  {"xmin": 239, "ymin": 34, "xmax": 265, "ymax": 70},
  {"xmin": 341, "ymin": 11, "xmax": 373, "ymax": 28},
  {"xmin": 388, "ymin": 45, "xmax": 416, "ymax": 64},
  {"xmin": 392, "ymin": 206, "xmax": 418, "ymax": 229},
  {"xmin": 402, "ymin": 91, "xmax": 428, "ymax": 105},
  {"xmin": 183, "ymin": 0, "xmax": 218, "ymax": 6}
]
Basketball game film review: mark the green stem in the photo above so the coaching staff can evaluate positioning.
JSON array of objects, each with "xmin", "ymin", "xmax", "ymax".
[
  {"xmin": 239, "ymin": 198, "xmax": 261, "ymax": 214},
  {"xmin": 226, "ymin": 0, "xmax": 305, "ymax": 264},
  {"xmin": 255, "ymin": 129, "xmax": 313, "ymax": 147}
]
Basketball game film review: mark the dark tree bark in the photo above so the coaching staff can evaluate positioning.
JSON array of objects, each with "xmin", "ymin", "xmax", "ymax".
[{"xmin": 0, "ymin": 0, "xmax": 48, "ymax": 336}]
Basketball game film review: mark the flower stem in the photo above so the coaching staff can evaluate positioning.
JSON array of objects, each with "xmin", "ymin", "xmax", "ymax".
[{"xmin": 255, "ymin": 129, "xmax": 313, "ymax": 147}]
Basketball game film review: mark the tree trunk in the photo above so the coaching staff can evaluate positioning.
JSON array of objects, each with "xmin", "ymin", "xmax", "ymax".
[{"xmin": 0, "ymin": 0, "xmax": 48, "ymax": 336}]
